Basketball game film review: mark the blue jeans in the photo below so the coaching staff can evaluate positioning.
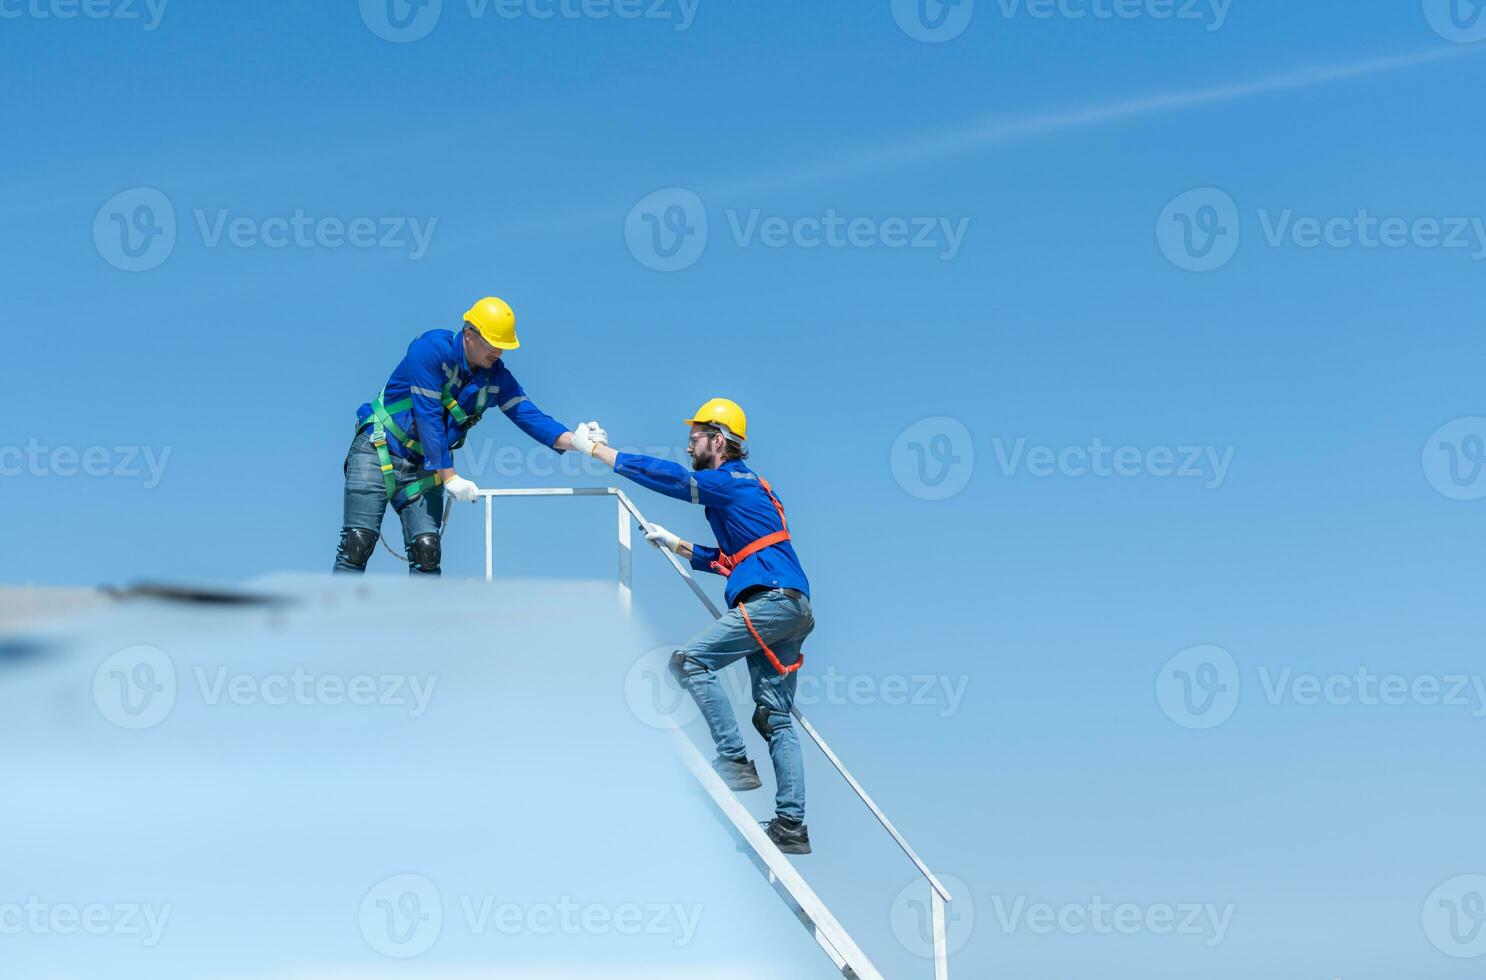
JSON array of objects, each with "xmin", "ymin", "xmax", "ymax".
[
  {"xmin": 673, "ymin": 589, "xmax": 815, "ymax": 823},
  {"xmin": 334, "ymin": 431, "xmax": 445, "ymax": 575}
]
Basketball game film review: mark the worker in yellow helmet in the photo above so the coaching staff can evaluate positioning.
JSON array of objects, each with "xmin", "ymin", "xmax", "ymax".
[
  {"xmin": 572, "ymin": 399, "xmax": 815, "ymax": 853},
  {"xmin": 334, "ymin": 297, "xmax": 594, "ymax": 575}
]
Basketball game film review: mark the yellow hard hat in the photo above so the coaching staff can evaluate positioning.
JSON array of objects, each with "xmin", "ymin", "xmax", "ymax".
[
  {"xmin": 463, "ymin": 296, "xmax": 520, "ymax": 349},
  {"xmin": 685, "ymin": 397, "xmax": 747, "ymax": 442}
]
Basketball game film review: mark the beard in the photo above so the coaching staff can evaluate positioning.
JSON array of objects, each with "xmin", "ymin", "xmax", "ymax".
[{"xmin": 689, "ymin": 449, "xmax": 718, "ymax": 472}]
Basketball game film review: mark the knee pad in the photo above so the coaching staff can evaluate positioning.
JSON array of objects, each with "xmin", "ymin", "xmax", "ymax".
[
  {"xmin": 409, "ymin": 533, "xmax": 441, "ymax": 574},
  {"xmin": 340, "ymin": 527, "xmax": 378, "ymax": 569},
  {"xmin": 753, "ymin": 705, "xmax": 786, "ymax": 742}
]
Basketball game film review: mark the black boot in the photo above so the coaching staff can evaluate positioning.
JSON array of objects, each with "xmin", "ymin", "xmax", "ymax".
[
  {"xmin": 761, "ymin": 817, "xmax": 811, "ymax": 854},
  {"xmin": 712, "ymin": 756, "xmax": 762, "ymax": 791}
]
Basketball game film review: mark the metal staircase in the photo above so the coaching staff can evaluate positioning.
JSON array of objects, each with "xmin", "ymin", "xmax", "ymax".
[{"xmin": 476, "ymin": 486, "xmax": 953, "ymax": 979}]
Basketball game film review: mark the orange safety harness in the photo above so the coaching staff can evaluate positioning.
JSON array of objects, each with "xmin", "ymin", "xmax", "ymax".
[{"xmin": 710, "ymin": 476, "xmax": 804, "ymax": 677}]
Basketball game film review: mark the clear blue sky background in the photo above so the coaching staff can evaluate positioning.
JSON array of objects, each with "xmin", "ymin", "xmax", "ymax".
[{"xmin": 5, "ymin": 1, "xmax": 1486, "ymax": 977}]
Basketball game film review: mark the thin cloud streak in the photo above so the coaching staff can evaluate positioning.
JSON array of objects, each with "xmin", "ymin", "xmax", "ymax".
[
  {"xmin": 715, "ymin": 45, "xmax": 1482, "ymax": 197},
  {"xmin": 474, "ymin": 44, "xmax": 1481, "ymax": 240}
]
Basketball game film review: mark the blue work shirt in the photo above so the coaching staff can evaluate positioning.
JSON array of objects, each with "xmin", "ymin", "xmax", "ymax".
[
  {"xmin": 357, "ymin": 329, "xmax": 569, "ymax": 472},
  {"xmin": 614, "ymin": 453, "xmax": 810, "ymax": 608}
]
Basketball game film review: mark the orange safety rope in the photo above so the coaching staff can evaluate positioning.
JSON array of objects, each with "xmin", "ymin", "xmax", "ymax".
[{"xmin": 739, "ymin": 599, "xmax": 804, "ymax": 677}]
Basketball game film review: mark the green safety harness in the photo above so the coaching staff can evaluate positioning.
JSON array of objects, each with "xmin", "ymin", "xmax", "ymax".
[{"xmin": 357, "ymin": 379, "xmax": 494, "ymax": 508}]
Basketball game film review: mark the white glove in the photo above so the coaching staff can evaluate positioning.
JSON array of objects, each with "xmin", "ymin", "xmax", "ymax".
[
  {"xmin": 570, "ymin": 420, "xmax": 609, "ymax": 456},
  {"xmin": 644, "ymin": 524, "xmax": 680, "ymax": 554},
  {"xmin": 444, "ymin": 474, "xmax": 480, "ymax": 503}
]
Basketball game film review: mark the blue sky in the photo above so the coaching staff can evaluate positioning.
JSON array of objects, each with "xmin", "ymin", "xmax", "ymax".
[{"xmin": 5, "ymin": 0, "xmax": 1486, "ymax": 976}]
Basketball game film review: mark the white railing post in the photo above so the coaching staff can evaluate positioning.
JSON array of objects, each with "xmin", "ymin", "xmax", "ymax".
[
  {"xmin": 617, "ymin": 495, "xmax": 632, "ymax": 616},
  {"xmin": 932, "ymin": 887, "xmax": 949, "ymax": 980},
  {"xmin": 484, "ymin": 495, "xmax": 494, "ymax": 583}
]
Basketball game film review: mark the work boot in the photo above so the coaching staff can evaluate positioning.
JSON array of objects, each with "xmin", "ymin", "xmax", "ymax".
[
  {"xmin": 712, "ymin": 756, "xmax": 762, "ymax": 791},
  {"xmin": 761, "ymin": 817, "xmax": 811, "ymax": 854}
]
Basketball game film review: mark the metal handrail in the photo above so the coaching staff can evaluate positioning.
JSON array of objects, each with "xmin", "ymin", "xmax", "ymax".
[{"xmin": 476, "ymin": 486, "xmax": 953, "ymax": 977}]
